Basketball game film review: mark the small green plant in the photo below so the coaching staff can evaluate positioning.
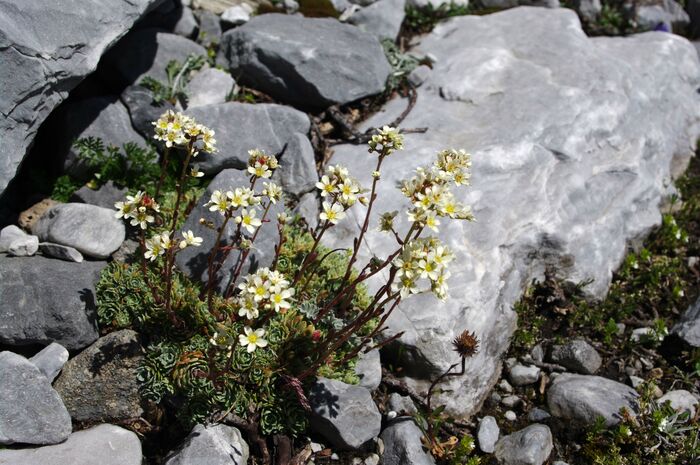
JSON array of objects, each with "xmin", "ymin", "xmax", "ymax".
[
  {"xmin": 50, "ymin": 174, "xmax": 83, "ymax": 202},
  {"xmin": 404, "ymin": 2, "xmax": 471, "ymax": 34},
  {"xmin": 382, "ymin": 39, "xmax": 421, "ymax": 93},
  {"xmin": 102, "ymin": 110, "xmax": 477, "ymax": 462},
  {"xmin": 140, "ymin": 54, "xmax": 206, "ymax": 106}
]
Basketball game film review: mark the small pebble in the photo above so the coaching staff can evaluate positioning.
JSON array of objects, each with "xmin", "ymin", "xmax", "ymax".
[
  {"xmin": 502, "ymin": 395, "xmax": 522, "ymax": 408},
  {"xmin": 505, "ymin": 410, "xmax": 517, "ymax": 421}
]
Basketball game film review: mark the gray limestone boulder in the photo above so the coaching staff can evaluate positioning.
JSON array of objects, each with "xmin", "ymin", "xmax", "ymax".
[
  {"xmin": 195, "ymin": 9, "xmax": 223, "ymax": 46},
  {"xmin": 309, "ymin": 377, "xmax": 382, "ymax": 450},
  {"xmin": 387, "ymin": 393, "xmax": 418, "ymax": 415},
  {"xmin": 218, "ymin": 14, "xmax": 391, "ymax": 108},
  {"xmin": 0, "ymin": 0, "xmax": 160, "ymax": 197},
  {"xmin": 32, "ymin": 203, "xmax": 125, "ymax": 259},
  {"xmin": 0, "ymin": 225, "xmax": 38, "ymax": 257},
  {"xmin": 100, "ymin": 28, "xmax": 207, "ymax": 87},
  {"xmin": 572, "ymin": 0, "xmax": 602, "ymax": 22},
  {"xmin": 121, "ymin": 84, "xmax": 178, "ymax": 139},
  {"xmin": 174, "ymin": 6, "xmax": 198, "ymax": 39},
  {"xmin": 671, "ymin": 296, "xmax": 700, "ymax": 347},
  {"xmin": 0, "ymin": 255, "xmax": 104, "ymax": 350},
  {"xmin": 175, "ymin": 169, "xmax": 284, "ymax": 292},
  {"xmin": 0, "ymin": 424, "xmax": 142, "ymax": 465},
  {"xmin": 347, "ymin": 0, "xmax": 406, "ymax": 42},
  {"xmin": 549, "ymin": 339, "xmax": 602, "ymax": 374},
  {"xmin": 70, "ymin": 181, "xmax": 128, "ymax": 210},
  {"xmin": 221, "ymin": 5, "xmax": 253, "ymax": 28},
  {"xmin": 381, "ymin": 418, "xmax": 436, "ymax": 465},
  {"xmin": 186, "ymin": 68, "xmax": 235, "ymax": 108},
  {"xmin": 53, "ymin": 330, "xmax": 145, "ymax": 423},
  {"xmin": 185, "ymin": 103, "xmax": 317, "ymax": 196},
  {"xmin": 547, "ymin": 373, "xmax": 639, "ymax": 427},
  {"xmin": 165, "ymin": 424, "xmax": 249, "ymax": 465},
  {"xmin": 494, "ymin": 424, "xmax": 553, "ymax": 465},
  {"xmin": 0, "ymin": 351, "xmax": 71, "ymax": 445},
  {"xmin": 477, "ymin": 415, "xmax": 499, "ymax": 453},
  {"xmin": 636, "ymin": 0, "xmax": 689, "ymax": 31},
  {"xmin": 658, "ymin": 389, "xmax": 699, "ymax": 416},
  {"xmin": 509, "ymin": 364, "xmax": 541, "ymax": 386},
  {"xmin": 325, "ymin": 6, "xmax": 700, "ymax": 418},
  {"xmin": 29, "ymin": 342, "xmax": 70, "ymax": 383}
]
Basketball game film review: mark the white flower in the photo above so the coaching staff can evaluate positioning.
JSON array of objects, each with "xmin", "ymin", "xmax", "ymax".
[
  {"xmin": 207, "ymin": 190, "xmax": 229, "ymax": 214},
  {"xmin": 338, "ymin": 182, "xmax": 359, "ymax": 205},
  {"xmin": 235, "ymin": 208, "xmax": 262, "ymax": 234},
  {"xmin": 144, "ymin": 235, "xmax": 165, "ymax": 261},
  {"xmin": 368, "ymin": 126, "xmax": 404, "ymax": 155},
  {"xmin": 239, "ymin": 327, "xmax": 268, "ymax": 353},
  {"xmin": 179, "ymin": 230, "xmax": 203, "ymax": 249},
  {"xmin": 320, "ymin": 202, "xmax": 345, "ymax": 225},
  {"xmin": 263, "ymin": 182, "xmax": 283, "ymax": 204},
  {"xmin": 316, "ymin": 175, "xmax": 336, "ymax": 197},
  {"xmin": 277, "ymin": 212, "xmax": 289, "ymax": 224},
  {"xmin": 114, "ymin": 201, "xmax": 134, "ymax": 219},
  {"xmin": 130, "ymin": 206, "xmax": 155, "ymax": 230},
  {"xmin": 248, "ymin": 275, "xmax": 270, "ymax": 302},
  {"xmin": 270, "ymin": 287, "xmax": 294, "ymax": 312},
  {"xmin": 228, "ymin": 188, "xmax": 253, "ymax": 209},
  {"xmin": 248, "ymin": 161, "xmax": 273, "ymax": 179},
  {"xmin": 237, "ymin": 297, "xmax": 260, "ymax": 320},
  {"xmin": 190, "ymin": 165, "xmax": 204, "ymax": 178}
]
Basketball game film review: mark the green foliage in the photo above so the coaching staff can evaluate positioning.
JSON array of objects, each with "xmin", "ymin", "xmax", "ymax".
[
  {"xmin": 382, "ymin": 39, "xmax": 421, "ymax": 93},
  {"xmin": 583, "ymin": 382, "xmax": 700, "ymax": 464},
  {"xmin": 96, "ymin": 221, "xmax": 376, "ymax": 436},
  {"xmin": 140, "ymin": 54, "xmax": 206, "ymax": 105},
  {"xmin": 50, "ymin": 174, "xmax": 83, "ymax": 202},
  {"xmin": 404, "ymin": 2, "xmax": 471, "ymax": 34}
]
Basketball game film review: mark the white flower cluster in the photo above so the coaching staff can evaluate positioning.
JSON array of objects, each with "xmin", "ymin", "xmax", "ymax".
[
  {"xmin": 209, "ymin": 326, "xmax": 268, "ymax": 354},
  {"xmin": 152, "ymin": 110, "xmax": 217, "ymax": 153},
  {"xmin": 114, "ymin": 191, "xmax": 160, "ymax": 230},
  {"xmin": 368, "ymin": 126, "xmax": 404, "ymax": 156},
  {"xmin": 247, "ymin": 149, "xmax": 279, "ymax": 179},
  {"xmin": 392, "ymin": 237, "xmax": 453, "ymax": 300},
  {"xmin": 143, "ymin": 229, "xmax": 203, "ymax": 261},
  {"xmin": 236, "ymin": 267, "xmax": 296, "ymax": 319},
  {"xmin": 315, "ymin": 165, "xmax": 365, "ymax": 225},
  {"xmin": 401, "ymin": 149, "xmax": 474, "ymax": 232}
]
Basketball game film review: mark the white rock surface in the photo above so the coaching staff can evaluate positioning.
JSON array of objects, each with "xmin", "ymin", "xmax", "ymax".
[{"xmin": 326, "ymin": 7, "xmax": 700, "ymax": 418}]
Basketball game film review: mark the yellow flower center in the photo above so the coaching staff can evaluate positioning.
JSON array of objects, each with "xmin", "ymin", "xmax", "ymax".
[{"xmin": 248, "ymin": 334, "xmax": 258, "ymax": 344}]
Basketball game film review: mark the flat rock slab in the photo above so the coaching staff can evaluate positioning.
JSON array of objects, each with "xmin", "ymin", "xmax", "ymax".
[
  {"xmin": 309, "ymin": 377, "xmax": 382, "ymax": 450},
  {"xmin": 381, "ymin": 418, "xmax": 436, "ymax": 465},
  {"xmin": 0, "ymin": 351, "xmax": 71, "ymax": 445},
  {"xmin": 218, "ymin": 13, "xmax": 391, "ymax": 108},
  {"xmin": 0, "ymin": 424, "xmax": 142, "ymax": 465},
  {"xmin": 165, "ymin": 424, "xmax": 249, "ymax": 465},
  {"xmin": 549, "ymin": 339, "xmax": 602, "ymax": 374},
  {"xmin": 54, "ymin": 330, "xmax": 145, "ymax": 423},
  {"xmin": 185, "ymin": 102, "xmax": 317, "ymax": 196},
  {"xmin": 672, "ymin": 296, "xmax": 700, "ymax": 347},
  {"xmin": 547, "ymin": 373, "xmax": 639, "ymax": 427},
  {"xmin": 0, "ymin": 255, "xmax": 105, "ymax": 351},
  {"xmin": 0, "ymin": 0, "xmax": 160, "ymax": 197},
  {"xmin": 326, "ymin": 6, "xmax": 700, "ymax": 417},
  {"xmin": 32, "ymin": 203, "xmax": 125, "ymax": 259}
]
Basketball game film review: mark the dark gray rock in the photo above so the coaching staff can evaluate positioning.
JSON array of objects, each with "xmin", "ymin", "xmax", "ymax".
[
  {"xmin": 164, "ymin": 424, "xmax": 249, "ymax": 465},
  {"xmin": 690, "ymin": 0, "xmax": 700, "ymax": 38},
  {"xmin": 174, "ymin": 6, "xmax": 198, "ymax": 39},
  {"xmin": 381, "ymin": 418, "xmax": 436, "ymax": 465},
  {"xmin": 0, "ymin": 255, "xmax": 104, "ymax": 351},
  {"xmin": 185, "ymin": 103, "xmax": 317, "ymax": 195},
  {"xmin": 53, "ymin": 330, "xmax": 145, "ymax": 423},
  {"xmin": 29, "ymin": 342, "xmax": 69, "ymax": 383},
  {"xmin": 572, "ymin": 0, "xmax": 601, "ymax": 22},
  {"xmin": 477, "ymin": 415, "xmax": 499, "ymax": 454},
  {"xmin": 309, "ymin": 377, "xmax": 382, "ymax": 450},
  {"xmin": 195, "ymin": 9, "xmax": 222, "ymax": 46},
  {"xmin": 101, "ymin": 28, "xmax": 207, "ymax": 87},
  {"xmin": 355, "ymin": 349, "xmax": 381, "ymax": 390},
  {"xmin": 549, "ymin": 339, "xmax": 602, "ymax": 374},
  {"xmin": 658, "ymin": 390, "xmax": 699, "ymax": 416},
  {"xmin": 39, "ymin": 243, "xmax": 84, "ymax": 263},
  {"xmin": 186, "ymin": 68, "xmax": 235, "ymax": 108},
  {"xmin": 547, "ymin": 374, "xmax": 638, "ymax": 427},
  {"xmin": 494, "ymin": 424, "xmax": 553, "ymax": 465},
  {"xmin": 60, "ymin": 96, "xmax": 147, "ymax": 178},
  {"xmin": 347, "ymin": 0, "xmax": 406, "ymax": 42},
  {"xmin": 32, "ymin": 203, "xmax": 125, "ymax": 259},
  {"xmin": 0, "ymin": 0, "xmax": 160, "ymax": 197},
  {"xmin": 0, "ymin": 225, "xmax": 38, "ymax": 257},
  {"xmin": 672, "ymin": 296, "xmax": 700, "ymax": 347},
  {"xmin": 121, "ymin": 84, "xmax": 177, "ymax": 140},
  {"xmin": 527, "ymin": 407, "xmax": 551, "ymax": 422},
  {"xmin": 219, "ymin": 14, "xmax": 391, "ymax": 108},
  {"xmin": 0, "ymin": 351, "xmax": 71, "ymax": 445},
  {"xmin": 0, "ymin": 424, "xmax": 142, "ymax": 465},
  {"xmin": 175, "ymin": 169, "xmax": 283, "ymax": 292},
  {"xmin": 509, "ymin": 364, "xmax": 541, "ymax": 386},
  {"xmin": 70, "ymin": 181, "xmax": 128, "ymax": 210}
]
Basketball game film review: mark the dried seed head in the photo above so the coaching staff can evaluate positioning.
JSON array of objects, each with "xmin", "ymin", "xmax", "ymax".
[{"xmin": 452, "ymin": 330, "xmax": 479, "ymax": 359}]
